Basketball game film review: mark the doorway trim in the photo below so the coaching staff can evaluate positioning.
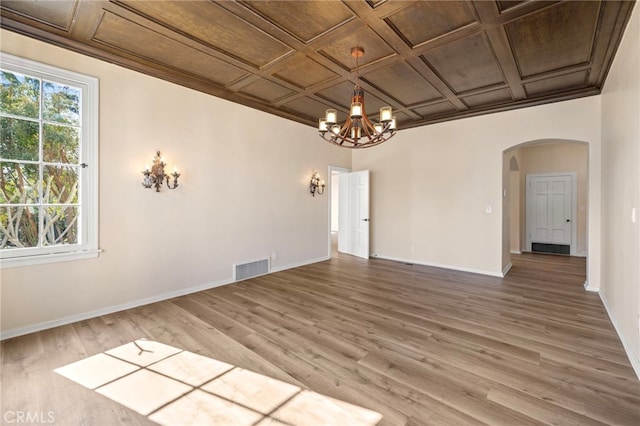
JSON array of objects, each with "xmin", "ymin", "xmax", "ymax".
[
  {"xmin": 327, "ymin": 165, "xmax": 351, "ymax": 258},
  {"xmin": 502, "ymin": 139, "xmax": 594, "ymax": 290}
]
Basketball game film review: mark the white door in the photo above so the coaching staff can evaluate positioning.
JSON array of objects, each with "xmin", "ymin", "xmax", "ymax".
[
  {"xmin": 338, "ymin": 173, "xmax": 349, "ymax": 254},
  {"xmin": 338, "ymin": 170, "xmax": 370, "ymax": 259},
  {"xmin": 526, "ymin": 174, "xmax": 573, "ymax": 252}
]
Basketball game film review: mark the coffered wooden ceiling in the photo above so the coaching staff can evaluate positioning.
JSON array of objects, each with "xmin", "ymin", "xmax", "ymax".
[{"xmin": 1, "ymin": 1, "xmax": 635, "ymax": 130}]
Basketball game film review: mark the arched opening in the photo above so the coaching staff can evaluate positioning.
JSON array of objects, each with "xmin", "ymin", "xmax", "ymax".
[{"xmin": 503, "ymin": 139, "xmax": 589, "ymax": 283}]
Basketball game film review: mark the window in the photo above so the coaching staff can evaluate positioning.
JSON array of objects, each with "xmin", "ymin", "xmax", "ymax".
[{"xmin": 0, "ymin": 53, "xmax": 98, "ymax": 267}]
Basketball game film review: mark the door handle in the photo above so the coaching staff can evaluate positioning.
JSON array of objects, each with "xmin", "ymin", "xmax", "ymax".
[
  {"xmin": 566, "ymin": 219, "xmax": 571, "ymax": 222},
  {"xmin": 362, "ymin": 218, "xmax": 370, "ymax": 222}
]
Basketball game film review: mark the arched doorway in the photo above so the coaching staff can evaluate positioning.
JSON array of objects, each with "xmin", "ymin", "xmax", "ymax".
[{"xmin": 503, "ymin": 139, "xmax": 589, "ymax": 282}]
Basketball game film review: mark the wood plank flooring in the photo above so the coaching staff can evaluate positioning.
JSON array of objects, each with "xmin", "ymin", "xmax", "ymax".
[{"xmin": 1, "ymin": 252, "xmax": 639, "ymax": 425}]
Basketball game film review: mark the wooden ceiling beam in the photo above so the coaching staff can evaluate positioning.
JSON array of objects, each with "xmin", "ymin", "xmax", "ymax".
[
  {"xmin": 0, "ymin": 0, "xmax": 633, "ymax": 130},
  {"xmin": 472, "ymin": 1, "xmax": 526, "ymax": 101}
]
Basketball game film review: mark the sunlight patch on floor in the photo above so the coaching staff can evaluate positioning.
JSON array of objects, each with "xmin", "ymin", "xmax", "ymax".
[{"xmin": 54, "ymin": 339, "xmax": 382, "ymax": 425}]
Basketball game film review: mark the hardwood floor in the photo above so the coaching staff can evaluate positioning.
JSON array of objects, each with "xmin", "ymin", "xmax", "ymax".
[{"xmin": 2, "ymin": 252, "xmax": 639, "ymax": 425}]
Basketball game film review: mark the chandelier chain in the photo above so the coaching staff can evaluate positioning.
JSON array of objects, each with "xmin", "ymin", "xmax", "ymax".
[{"xmin": 355, "ymin": 52, "xmax": 360, "ymax": 86}]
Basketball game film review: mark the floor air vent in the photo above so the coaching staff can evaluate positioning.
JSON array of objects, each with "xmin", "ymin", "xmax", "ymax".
[
  {"xmin": 234, "ymin": 258, "xmax": 270, "ymax": 281},
  {"xmin": 532, "ymin": 243, "xmax": 570, "ymax": 255}
]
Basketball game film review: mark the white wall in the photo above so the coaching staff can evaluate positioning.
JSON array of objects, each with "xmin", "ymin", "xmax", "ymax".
[
  {"xmin": 0, "ymin": 30, "xmax": 351, "ymax": 337},
  {"xmin": 352, "ymin": 97, "xmax": 601, "ymax": 280},
  {"xmin": 600, "ymin": 5, "xmax": 640, "ymax": 376}
]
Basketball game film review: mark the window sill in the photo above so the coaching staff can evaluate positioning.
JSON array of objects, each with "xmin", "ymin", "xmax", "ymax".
[{"xmin": 0, "ymin": 249, "xmax": 102, "ymax": 269}]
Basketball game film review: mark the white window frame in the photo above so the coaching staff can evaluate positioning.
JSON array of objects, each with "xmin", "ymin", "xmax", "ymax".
[{"xmin": 0, "ymin": 53, "xmax": 99, "ymax": 268}]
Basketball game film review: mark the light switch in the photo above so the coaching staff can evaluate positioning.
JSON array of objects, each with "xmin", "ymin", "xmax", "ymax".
[
  {"xmin": 485, "ymin": 205, "xmax": 492, "ymax": 214},
  {"xmin": 632, "ymin": 208, "xmax": 637, "ymax": 224}
]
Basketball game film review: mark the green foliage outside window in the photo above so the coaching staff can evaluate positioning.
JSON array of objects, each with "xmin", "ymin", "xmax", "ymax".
[{"xmin": 0, "ymin": 70, "xmax": 81, "ymax": 249}]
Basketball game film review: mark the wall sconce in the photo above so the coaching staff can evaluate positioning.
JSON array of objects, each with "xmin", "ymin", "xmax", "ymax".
[
  {"xmin": 142, "ymin": 151, "xmax": 181, "ymax": 192},
  {"xmin": 309, "ymin": 172, "xmax": 325, "ymax": 197}
]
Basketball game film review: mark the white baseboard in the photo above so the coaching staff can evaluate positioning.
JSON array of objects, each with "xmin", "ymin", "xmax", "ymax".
[
  {"xmin": 502, "ymin": 262, "xmax": 513, "ymax": 277},
  {"xmin": 271, "ymin": 255, "xmax": 329, "ymax": 273},
  {"xmin": 372, "ymin": 254, "xmax": 504, "ymax": 277},
  {"xmin": 597, "ymin": 289, "xmax": 640, "ymax": 380},
  {"xmin": 584, "ymin": 281, "xmax": 599, "ymax": 292},
  {"xmin": 0, "ymin": 277, "xmax": 234, "ymax": 341},
  {"xmin": 0, "ymin": 255, "xmax": 331, "ymax": 341},
  {"xmin": 510, "ymin": 250, "xmax": 522, "ymax": 255}
]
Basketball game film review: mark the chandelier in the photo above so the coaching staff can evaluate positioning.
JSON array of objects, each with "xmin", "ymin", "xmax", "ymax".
[{"xmin": 318, "ymin": 47, "xmax": 397, "ymax": 148}]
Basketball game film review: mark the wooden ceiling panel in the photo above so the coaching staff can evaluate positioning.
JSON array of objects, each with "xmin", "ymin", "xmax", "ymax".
[
  {"xmin": 239, "ymin": 79, "xmax": 295, "ymax": 104},
  {"xmin": 93, "ymin": 12, "xmax": 247, "ymax": 86},
  {"xmin": 496, "ymin": 1, "xmax": 527, "ymax": 14},
  {"xmin": 422, "ymin": 33, "xmax": 506, "ymax": 95},
  {"xmin": 116, "ymin": 0, "xmax": 292, "ymax": 69},
  {"xmin": 315, "ymin": 81, "xmax": 360, "ymax": 110},
  {"xmin": 365, "ymin": 0, "xmax": 387, "ymax": 8},
  {"xmin": 240, "ymin": 0, "xmax": 354, "ymax": 44},
  {"xmin": 0, "ymin": 0, "xmax": 77, "ymax": 31},
  {"xmin": 384, "ymin": 1, "xmax": 477, "ymax": 48},
  {"xmin": 281, "ymin": 96, "xmax": 333, "ymax": 121},
  {"xmin": 506, "ymin": 1, "xmax": 600, "ymax": 78},
  {"xmin": 354, "ymin": 88, "xmax": 392, "ymax": 119},
  {"xmin": 393, "ymin": 111, "xmax": 413, "ymax": 127},
  {"xmin": 272, "ymin": 57, "xmax": 338, "ymax": 90},
  {"xmin": 524, "ymin": 71, "xmax": 590, "ymax": 97},
  {"xmin": 363, "ymin": 61, "xmax": 442, "ymax": 106},
  {"xmin": 412, "ymin": 102, "xmax": 458, "ymax": 119},
  {"xmin": 319, "ymin": 27, "xmax": 395, "ymax": 71},
  {"xmin": 462, "ymin": 87, "xmax": 513, "ymax": 108},
  {"xmin": 1, "ymin": 1, "xmax": 634, "ymax": 131}
]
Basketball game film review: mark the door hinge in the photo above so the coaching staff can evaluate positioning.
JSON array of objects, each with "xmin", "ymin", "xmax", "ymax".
[{"xmin": 81, "ymin": 163, "xmax": 89, "ymax": 168}]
